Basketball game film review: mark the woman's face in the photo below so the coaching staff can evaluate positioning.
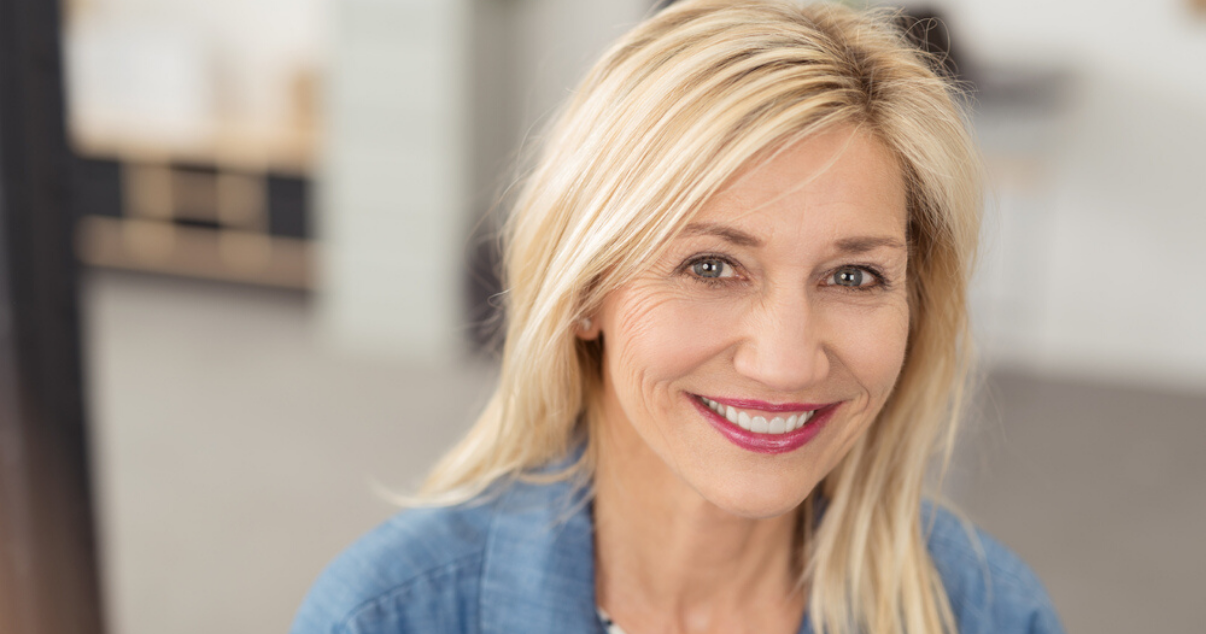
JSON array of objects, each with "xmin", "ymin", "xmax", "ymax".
[{"xmin": 589, "ymin": 127, "xmax": 910, "ymax": 518}]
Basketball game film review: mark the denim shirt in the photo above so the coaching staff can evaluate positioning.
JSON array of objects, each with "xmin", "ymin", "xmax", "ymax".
[{"xmin": 291, "ymin": 476, "xmax": 1064, "ymax": 634}]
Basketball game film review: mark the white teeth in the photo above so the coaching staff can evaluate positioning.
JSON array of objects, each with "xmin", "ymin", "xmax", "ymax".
[
  {"xmin": 751, "ymin": 416, "xmax": 769, "ymax": 433},
  {"xmin": 698, "ymin": 396, "xmax": 817, "ymax": 435}
]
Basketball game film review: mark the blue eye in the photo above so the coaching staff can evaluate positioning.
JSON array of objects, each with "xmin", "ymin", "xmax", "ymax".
[{"xmin": 691, "ymin": 258, "xmax": 732, "ymax": 279}]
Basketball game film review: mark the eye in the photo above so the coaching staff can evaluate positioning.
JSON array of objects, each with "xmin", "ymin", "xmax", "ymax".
[
  {"xmin": 829, "ymin": 266, "xmax": 878, "ymax": 289},
  {"xmin": 690, "ymin": 257, "xmax": 735, "ymax": 280}
]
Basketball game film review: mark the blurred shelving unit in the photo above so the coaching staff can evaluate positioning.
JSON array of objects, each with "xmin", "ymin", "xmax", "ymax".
[
  {"xmin": 62, "ymin": 0, "xmax": 322, "ymax": 290},
  {"xmin": 71, "ymin": 130, "xmax": 316, "ymax": 290}
]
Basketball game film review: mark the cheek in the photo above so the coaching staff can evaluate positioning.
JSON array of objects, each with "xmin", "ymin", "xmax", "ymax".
[
  {"xmin": 605, "ymin": 289, "xmax": 740, "ymax": 409},
  {"xmin": 832, "ymin": 300, "xmax": 911, "ymax": 399}
]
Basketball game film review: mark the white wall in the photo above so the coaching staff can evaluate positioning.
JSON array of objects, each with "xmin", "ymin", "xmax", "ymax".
[
  {"xmin": 509, "ymin": 0, "xmax": 657, "ymax": 131},
  {"xmin": 931, "ymin": 0, "xmax": 1206, "ymax": 391},
  {"xmin": 319, "ymin": 0, "xmax": 652, "ymax": 361},
  {"xmin": 65, "ymin": 0, "xmax": 327, "ymax": 137},
  {"xmin": 946, "ymin": 0, "xmax": 1206, "ymax": 105},
  {"xmin": 318, "ymin": 0, "xmax": 471, "ymax": 360}
]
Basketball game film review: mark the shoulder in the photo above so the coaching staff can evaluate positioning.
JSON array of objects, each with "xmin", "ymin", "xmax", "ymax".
[
  {"xmin": 289, "ymin": 473, "xmax": 596, "ymax": 634},
  {"xmin": 290, "ymin": 501, "xmax": 495, "ymax": 634},
  {"xmin": 922, "ymin": 503, "xmax": 1066, "ymax": 634}
]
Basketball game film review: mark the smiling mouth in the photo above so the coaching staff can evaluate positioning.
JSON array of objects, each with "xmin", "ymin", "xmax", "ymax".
[
  {"xmin": 689, "ymin": 393, "xmax": 839, "ymax": 454},
  {"xmin": 694, "ymin": 395, "xmax": 817, "ymax": 434}
]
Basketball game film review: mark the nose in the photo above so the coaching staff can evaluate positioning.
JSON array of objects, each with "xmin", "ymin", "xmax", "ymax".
[{"xmin": 731, "ymin": 290, "xmax": 830, "ymax": 393}]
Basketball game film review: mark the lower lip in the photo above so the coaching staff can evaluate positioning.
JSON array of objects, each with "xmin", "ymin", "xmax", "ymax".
[{"xmin": 689, "ymin": 395, "xmax": 838, "ymax": 455}]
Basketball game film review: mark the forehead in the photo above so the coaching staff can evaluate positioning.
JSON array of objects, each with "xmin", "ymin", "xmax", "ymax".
[{"xmin": 685, "ymin": 127, "xmax": 907, "ymax": 241}]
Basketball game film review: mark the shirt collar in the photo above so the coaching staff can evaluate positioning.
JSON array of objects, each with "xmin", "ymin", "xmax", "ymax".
[{"xmin": 479, "ymin": 475, "xmax": 603, "ymax": 634}]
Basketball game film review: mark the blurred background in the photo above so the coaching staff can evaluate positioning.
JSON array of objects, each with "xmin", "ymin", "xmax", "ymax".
[{"xmin": 2, "ymin": 0, "xmax": 1204, "ymax": 632}]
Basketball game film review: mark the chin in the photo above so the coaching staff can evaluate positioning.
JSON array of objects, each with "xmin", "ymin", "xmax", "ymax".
[{"xmin": 697, "ymin": 476, "xmax": 818, "ymax": 519}]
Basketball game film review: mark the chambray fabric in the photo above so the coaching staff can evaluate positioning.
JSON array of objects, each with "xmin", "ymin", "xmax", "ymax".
[{"xmin": 291, "ymin": 476, "xmax": 1064, "ymax": 634}]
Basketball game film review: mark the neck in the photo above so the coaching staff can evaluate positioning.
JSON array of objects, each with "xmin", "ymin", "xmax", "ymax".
[{"xmin": 593, "ymin": 417, "xmax": 806, "ymax": 634}]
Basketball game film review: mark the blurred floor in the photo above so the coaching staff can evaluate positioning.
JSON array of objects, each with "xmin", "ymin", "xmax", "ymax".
[
  {"xmin": 952, "ymin": 369, "xmax": 1206, "ymax": 633},
  {"xmin": 82, "ymin": 271, "xmax": 497, "ymax": 634},
  {"xmin": 83, "ymin": 270, "xmax": 1205, "ymax": 634}
]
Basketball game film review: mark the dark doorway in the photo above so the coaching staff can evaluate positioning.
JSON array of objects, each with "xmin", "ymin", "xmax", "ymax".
[{"xmin": 0, "ymin": 0, "xmax": 106, "ymax": 632}]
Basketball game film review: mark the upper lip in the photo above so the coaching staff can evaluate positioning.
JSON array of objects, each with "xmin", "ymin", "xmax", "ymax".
[{"xmin": 694, "ymin": 394, "xmax": 831, "ymax": 413}]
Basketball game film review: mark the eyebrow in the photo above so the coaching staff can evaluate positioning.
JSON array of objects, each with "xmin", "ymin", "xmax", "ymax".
[
  {"xmin": 680, "ymin": 222, "xmax": 906, "ymax": 254},
  {"xmin": 834, "ymin": 236, "xmax": 907, "ymax": 254},
  {"xmin": 679, "ymin": 222, "xmax": 762, "ymax": 247}
]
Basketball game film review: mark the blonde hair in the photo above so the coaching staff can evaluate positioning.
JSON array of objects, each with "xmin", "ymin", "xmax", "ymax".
[{"xmin": 421, "ymin": 1, "xmax": 981, "ymax": 633}]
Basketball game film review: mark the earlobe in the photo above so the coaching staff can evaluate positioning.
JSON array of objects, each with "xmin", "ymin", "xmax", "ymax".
[{"xmin": 575, "ymin": 316, "xmax": 601, "ymax": 340}]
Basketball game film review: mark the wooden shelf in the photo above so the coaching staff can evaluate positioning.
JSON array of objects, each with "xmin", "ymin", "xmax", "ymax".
[
  {"xmin": 72, "ymin": 155, "xmax": 315, "ymax": 289},
  {"xmin": 71, "ymin": 120, "xmax": 317, "ymax": 177},
  {"xmin": 76, "ymin": 216, "xmax": 313, "ymax": 289}
]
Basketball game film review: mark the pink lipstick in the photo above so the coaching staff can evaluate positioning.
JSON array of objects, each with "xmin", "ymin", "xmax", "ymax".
[{"xmin": 689, "ymin": 394, "xmax": 839, "ymax": 454}]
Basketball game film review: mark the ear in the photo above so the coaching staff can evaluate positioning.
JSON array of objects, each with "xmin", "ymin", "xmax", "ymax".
[{"xmin": 575, "ymin": 316, "xmax": 601, "ymax": 341}]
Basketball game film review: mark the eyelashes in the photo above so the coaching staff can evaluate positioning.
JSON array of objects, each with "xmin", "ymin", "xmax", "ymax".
[
  {"xmin": 826, "ymin": 265, "xmax": 891, "ymax": 291},
  {"xmin": 685, "ymin": 255, "xmax": 739, "ymax": 284},
  {"xmin": 676, "ymin": 254, "xmax": 742, "ymax": 287},
  {"xmin": 677, "ymin": 253, "xmax": 893, "ymax": 292}
]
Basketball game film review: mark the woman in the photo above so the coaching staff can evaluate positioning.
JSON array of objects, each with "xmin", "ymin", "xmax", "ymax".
[{"xmin": 293, "ymin": 1, "xmax": 1063, "ymax": 633}]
